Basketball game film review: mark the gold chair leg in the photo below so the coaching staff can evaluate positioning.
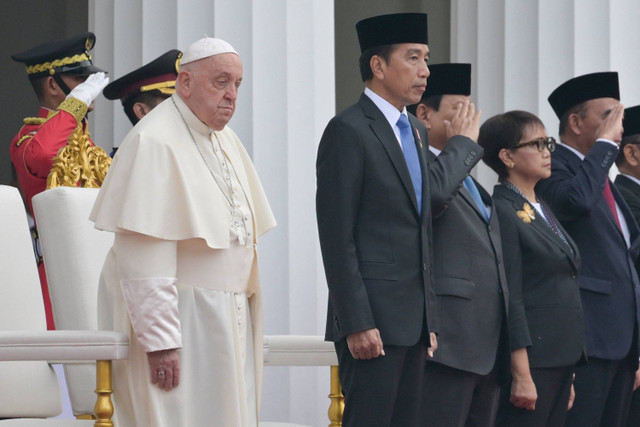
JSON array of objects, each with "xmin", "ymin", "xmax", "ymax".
[
  {"xmin": 76, "ymin": 414, "xmax": 96, "ymax": 420},
  {"xmin": 328, "ymin": 365, "xmax": 343, "ymax": 427},
  {"xmin": 94, "ymin": 360, "xmax": 114, "ymax": 427}
]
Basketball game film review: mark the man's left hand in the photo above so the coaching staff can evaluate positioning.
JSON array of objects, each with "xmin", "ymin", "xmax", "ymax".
[{"xmin": 426, "ymin": 332, "xmax": 438, "ymax": 358}]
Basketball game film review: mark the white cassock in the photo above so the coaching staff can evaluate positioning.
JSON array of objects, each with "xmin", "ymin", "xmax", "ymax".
[{"xmin": 90, "ymin": 94, "xmax": 276, "ymax": 427}]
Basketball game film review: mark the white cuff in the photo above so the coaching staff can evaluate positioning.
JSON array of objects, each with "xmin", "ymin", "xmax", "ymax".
[{"xmin": 120, "ymin": 277, "xmax": 182, "ymax": 353}]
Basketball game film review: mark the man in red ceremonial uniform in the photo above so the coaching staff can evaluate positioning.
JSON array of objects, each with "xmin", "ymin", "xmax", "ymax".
[{"xmin": 10, "ymin": 32, "xmax": 109, "ymax": 329}]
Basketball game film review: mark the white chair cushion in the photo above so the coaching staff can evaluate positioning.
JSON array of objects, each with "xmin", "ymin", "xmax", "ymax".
[
  {"xmin": 33, "ymin": 187, "xmax": 114, "ymax": 331},
  {"xmin": 0, "ymin": 186, "xmax": 61, "ymax": 418},
  {"xmin": 260, "ymin": 423, "xmax": 313, "ymax": 427},
  {"xmin": 263, "ymin": 335, "xmax": 338, "ymax": 366},
  {"xmin": 0, "ymin": 420, "xmax": 94, "ymax": 426},
  {"xmin": 32, "ymin": 187, "xmax": 115, "ymax": 415}
]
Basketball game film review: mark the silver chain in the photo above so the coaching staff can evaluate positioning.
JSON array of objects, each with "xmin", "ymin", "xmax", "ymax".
[{"xmin": 171, "ymin": 97, "xmax": 248, "ymax": 245}]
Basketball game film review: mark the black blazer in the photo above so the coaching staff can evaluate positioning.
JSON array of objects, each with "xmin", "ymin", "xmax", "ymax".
[
  {"xmin": 316, "ymin": 93, "xmax": 480, "ymax": 346},
  {"xmin": 536, "ymin": 142, "xmax": 640, "ymax": 360},
  {"xmin": 616, "ymin": 174, "xmax": 640, "ymax": 274},
  {"xmin": 429, "ymin": 152, "xmax": 509, "ymax": 375},
  {"xmin": 493, "ymin": 185, "xmax": 584, "ymax": 368}
]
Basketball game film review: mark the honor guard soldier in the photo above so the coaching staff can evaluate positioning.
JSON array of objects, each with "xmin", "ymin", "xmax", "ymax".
[
  {"xmin": 10, "ymin": 32, "xmax": 109, "ymax": 329},
  {"xmin": 103, "ymin": 49, "xmax": 182, "ymax": 155}
]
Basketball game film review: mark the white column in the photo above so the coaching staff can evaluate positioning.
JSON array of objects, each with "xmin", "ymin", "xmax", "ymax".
[
  {"xmin": 610, "ymin": 0, "xmax": 640, "ymax": 107},
  {"xmin": 89, "ymin": 1, "xmax": 335, "ymax": 425},
  {"xmin": 451, "ymin": 0, "xmax": 640, "ymax": 190}
]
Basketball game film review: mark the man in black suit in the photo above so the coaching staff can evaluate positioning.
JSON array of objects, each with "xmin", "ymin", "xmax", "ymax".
[
  {"xmin": 614, "ymin": 105, "xmax": 640, "ymax": 427},
  {"xmin": 616, "ymin": 106, "xmax": 640, "ymax": 234},
  {"xmin": 409, "ymin": 63, "xmax": 509, "ymax": 427},
  {"xmin": 536, "ymin": 72, "xmax": 640, "ymax": 427},
  {"xmin": 316, "ymin": 13, "xmax": 481, "ymax": 427}
]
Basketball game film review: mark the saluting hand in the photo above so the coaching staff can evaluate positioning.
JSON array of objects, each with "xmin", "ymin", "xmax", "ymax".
[
  {"xmin": 67, "ymin": 72, "xmax": 110, "ymax": 106},
  {"xmin": 347, "ymin": 328, "xmax": 385, "ymax": 359},
  {"xmin": 444, "ymin": 100, "xmax": 482, "ymax": 142},
  {"xmin": 596, "ymin": 102, "xmax": 624, "ymax": 143}
]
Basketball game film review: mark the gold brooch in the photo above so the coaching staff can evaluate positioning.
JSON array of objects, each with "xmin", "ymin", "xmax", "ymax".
[{"xmin": 516, "ymin": 203, "xmax": 536, "ymax": 223}]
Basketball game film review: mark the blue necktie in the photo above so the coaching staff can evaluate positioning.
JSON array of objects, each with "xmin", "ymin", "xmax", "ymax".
[
  {"xmin": 463, "ymin": 176, "xmax": 488, "ymax": 222},
  {"xmin": 397, "ymin": 114, "xmax": 422, "ymax": 214}
]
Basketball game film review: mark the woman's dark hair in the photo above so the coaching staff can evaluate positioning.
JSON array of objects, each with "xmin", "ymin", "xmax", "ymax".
[{"xmin": 478, "ymin": 110, "xmax": 544, "ymax": 181}]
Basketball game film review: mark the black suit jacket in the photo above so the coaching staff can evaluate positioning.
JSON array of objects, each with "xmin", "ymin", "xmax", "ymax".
[
  {"xmin": 316, "ymin": 93, "xmax": 480, "ymax": 346},
  {"xmin": 615, "ymin": 174, "xmax": 640, "ymax": 269},
  {"xmin": 536, "ymin": 142, "xmax": 640, "ymax": 360},
  {"xmin": 429, "ymin": 150, "xmax": 509, "ymax": 375},
  {"xmin": 493, "ymin": 185, "xmax": 584, "ymax": 368}
]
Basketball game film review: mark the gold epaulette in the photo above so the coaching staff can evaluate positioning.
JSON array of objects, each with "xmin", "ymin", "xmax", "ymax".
[
  {"xmin": 23, "ymin": 117, "xmax": 47, "ymax": 125},
  {"xmin": 57, "ymin": 97, "xmax": 88, "ymax": 124}
]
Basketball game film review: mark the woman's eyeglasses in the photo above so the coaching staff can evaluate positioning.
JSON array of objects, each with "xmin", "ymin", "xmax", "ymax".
[{"xmin": 511, "ymin": 136, "xmax": 556, "ymax": 152}]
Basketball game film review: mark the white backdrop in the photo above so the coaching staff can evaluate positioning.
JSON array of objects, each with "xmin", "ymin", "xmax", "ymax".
[{"xmin": 452, "ymin": 0, "xmax": 640, "ymax": 188}]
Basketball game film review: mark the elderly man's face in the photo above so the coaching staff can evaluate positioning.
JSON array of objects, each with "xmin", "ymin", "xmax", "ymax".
[{"xmin": 185, "ymin": 53, "xmax": 243, "ymax": 130}]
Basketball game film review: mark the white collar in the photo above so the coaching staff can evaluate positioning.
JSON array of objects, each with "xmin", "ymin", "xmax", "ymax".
[
  {"xmin": 558, "ymin": 141, "xmax": 585, "ymax": 160},
  {"xmin": 620, "ymin": 173, "xmax": 640, "ymax": 187},
  {"xmin": 364, "ymin": 87, "xmax": 408, "ymax": 130}
]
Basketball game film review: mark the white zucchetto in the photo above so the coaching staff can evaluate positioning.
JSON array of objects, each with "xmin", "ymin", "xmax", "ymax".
[{"xmin": 180, "ymin": 37, "xmax": 238, "ymax": 66}]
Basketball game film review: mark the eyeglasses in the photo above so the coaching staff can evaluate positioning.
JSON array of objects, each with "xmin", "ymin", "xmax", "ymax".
[{"xmin": 511, "ymin": 136, "xmax": 556, "ymax": 153}]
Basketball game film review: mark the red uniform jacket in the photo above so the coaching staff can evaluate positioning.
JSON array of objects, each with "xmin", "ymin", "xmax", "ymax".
[{"xmin": 10, "ymin": 106, "xmax": 93, "ymax": 216}]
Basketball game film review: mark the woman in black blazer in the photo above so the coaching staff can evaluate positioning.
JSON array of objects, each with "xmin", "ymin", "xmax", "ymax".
[{"xmin": 478, "ymin": 110, "xmax": 584, "ymax": 427}]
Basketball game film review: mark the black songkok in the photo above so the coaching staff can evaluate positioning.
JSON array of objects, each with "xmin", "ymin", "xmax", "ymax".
[
  {"xmin": 356, "ymin": 13, "xmax": 428, "ymax": 53},
  {"xmin": 548, "ymin": 71, "xmax": 619, "ymax": 119}
]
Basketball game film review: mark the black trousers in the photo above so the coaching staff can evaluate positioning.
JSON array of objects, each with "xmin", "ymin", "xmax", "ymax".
[
  {"xmin": 566, "ymin": 355, "xmax": 637, "ymax": 427},
  {"xmin": 335, "ymin": 335, "xmax": 428, "ymax": 427},
  {"xmin": 626, "ymin": 387, "xmax": 640, "ymax": 427},
  {"xmin": 497, "ymin": 365, "xmax": 574, "ymax": 427},
  {"xmin": 422, "ymin": 361, "xmax": 501, "ymax": 427}
]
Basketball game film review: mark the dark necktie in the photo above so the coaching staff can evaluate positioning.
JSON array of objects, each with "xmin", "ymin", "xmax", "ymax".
[
  {"xmin": 463, "ymin": 176, "xmax": 488, "ymax": 222},
  {"xmin": 397, "ymin": 114, "xmax": 422, "ymax": 214},
  {"xmin": 603, "ymin": 179, "xmax": 622, "ymax": 231}
]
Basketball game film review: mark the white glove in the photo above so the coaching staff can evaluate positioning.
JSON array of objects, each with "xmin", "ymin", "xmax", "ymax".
[{"xmin": 67, "ymin": 72, "xmax": 109, "ymax": 106}]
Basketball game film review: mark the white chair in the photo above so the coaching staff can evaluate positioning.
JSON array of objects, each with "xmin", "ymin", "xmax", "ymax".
[
  {"xmin": 33, "ymin": 187, "xmax": 114, "ymax": 418},
  {"xmin": 33, "ymin": 186, "xmax": 342, "ymax": 426},
  {"xmin": 262, "ymin": 335, "xmax": 342, "ymax": 427},
  {"xmin": 0, "ymin": 185, "xmax": 128, "ymax": 426}
]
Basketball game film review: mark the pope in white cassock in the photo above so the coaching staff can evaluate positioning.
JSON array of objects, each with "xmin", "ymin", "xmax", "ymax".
[{"xmin": 90, "ymin": 37, "xmax": 276, "ymax": 426}]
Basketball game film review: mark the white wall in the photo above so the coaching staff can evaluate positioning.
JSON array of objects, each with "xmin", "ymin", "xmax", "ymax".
[
  {"xmin": 452, "ymin": 0, "xmax": 640, "ymax": 188},
  {"xmin": 89, "ymin": 1, "xmax": 334, "ymax": 425}
]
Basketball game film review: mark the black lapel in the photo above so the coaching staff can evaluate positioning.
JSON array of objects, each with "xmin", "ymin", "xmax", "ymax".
[
  {"xmin": 555, "ymin": 145, "xmax": 627, "ymax": 245},
  {"xmin": 610, "ymin": 177, "xmax": 640, "ymax": 251},
  {"xmin": 498, "ymin": 185, "xmax": 578, "ymax": 267}
]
